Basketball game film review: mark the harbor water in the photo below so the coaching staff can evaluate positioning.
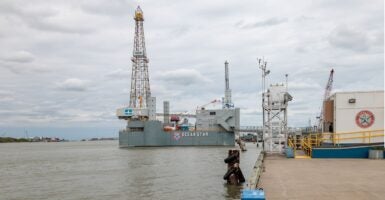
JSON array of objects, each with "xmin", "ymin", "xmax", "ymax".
[{"xmin": 0, "ymin": 141, "xmax": 261, "ymax": 200}]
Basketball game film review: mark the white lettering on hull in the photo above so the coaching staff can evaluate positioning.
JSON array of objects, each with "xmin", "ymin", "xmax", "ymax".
[{"xmin": 181, "ymin": 132, "xmax": 209, "ymax": 137}]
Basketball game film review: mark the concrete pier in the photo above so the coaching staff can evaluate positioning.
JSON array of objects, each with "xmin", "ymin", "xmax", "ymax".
[{"xmin": 259, "ymin": 154, "xmax": 385, "ymax": 200}]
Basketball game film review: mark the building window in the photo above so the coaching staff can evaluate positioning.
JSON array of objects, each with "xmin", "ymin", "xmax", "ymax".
[
  {"xmin": 129, "ymin": 127, "xmax": 144, "ymax": 132},
  {"xmin": 210, "ymin": 112, "xmax": 216, "ymax": 115}
]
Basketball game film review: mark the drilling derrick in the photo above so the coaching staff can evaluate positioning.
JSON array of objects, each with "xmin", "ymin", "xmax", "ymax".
[
  {"xmin": 116, "ymin": 6, "xmax": 156, "ymax": 121},
  {"xmin": 130, "ymin": 6, "xmax": 151, "ymax": 109}
]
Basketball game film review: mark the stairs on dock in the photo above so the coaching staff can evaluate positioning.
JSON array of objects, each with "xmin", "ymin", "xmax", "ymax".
[{"xmin": 294, "ymin": 150, "xmax": 311, "ymax": 159}]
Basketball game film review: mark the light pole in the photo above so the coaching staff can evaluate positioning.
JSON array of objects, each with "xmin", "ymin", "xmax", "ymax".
[
  {"xmin": 258, "ymin": 58, "xmax": 269, "ymax": 151},
  {"xmin": 284, "ymin": 74, "xmax": 288, "ymax": 148}
]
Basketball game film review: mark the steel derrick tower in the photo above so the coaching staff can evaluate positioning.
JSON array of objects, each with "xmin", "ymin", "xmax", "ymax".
[{"xmin": 129, "ymin": 6, "xmax": 151, "ymax": 109}]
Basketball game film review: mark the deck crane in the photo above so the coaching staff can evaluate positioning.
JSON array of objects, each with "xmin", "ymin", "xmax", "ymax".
[
  {"xmin": 318, "ymin": 69, "xmax": 334, "ymax": 132},
  {"xmin": 198, "ymin": 99, "xmax": 221, "ymax": 110}
]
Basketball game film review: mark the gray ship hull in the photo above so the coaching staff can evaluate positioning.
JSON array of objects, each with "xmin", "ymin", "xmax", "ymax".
[{"xmin": 119, "ymin": 120, "xmax": 235, "ymax": 147}]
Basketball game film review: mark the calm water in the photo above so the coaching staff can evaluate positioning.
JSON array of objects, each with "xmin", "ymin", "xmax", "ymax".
[{"xmin": 0, "ymin": 141, "xmax": 261, "ymax": 200}]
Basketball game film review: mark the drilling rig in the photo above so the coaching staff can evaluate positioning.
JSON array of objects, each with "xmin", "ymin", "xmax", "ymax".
[{"xmin": 116, "ymin": 7, "xmax": 239, "ymax": 147}]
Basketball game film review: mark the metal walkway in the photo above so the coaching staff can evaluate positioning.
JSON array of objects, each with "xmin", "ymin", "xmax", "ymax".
[{"xmin": 288, "ymin": 129, "xmax": 384, "ymax": 158}]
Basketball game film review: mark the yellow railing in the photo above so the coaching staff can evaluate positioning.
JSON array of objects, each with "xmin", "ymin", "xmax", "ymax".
[
  {"xmin": 330, "ymin": 129, "xmax": 383, "ymax": 145},
  {"xmin": 287, "ymin": 137, "xmax": 296, "ymax": 156},
  {"xmin": 289, "ymin": 129, "xmax": 384, "ymax": 157}
]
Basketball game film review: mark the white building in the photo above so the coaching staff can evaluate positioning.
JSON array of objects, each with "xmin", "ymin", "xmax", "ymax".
[{"xmin": 323, "ymin": 91, "xmax": 384, "ymax": 144}]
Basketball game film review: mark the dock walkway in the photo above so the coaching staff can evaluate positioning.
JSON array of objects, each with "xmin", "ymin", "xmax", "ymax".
[{"xmin": 259, "ymin": 154, "xmax": 385, "ymax": 200}]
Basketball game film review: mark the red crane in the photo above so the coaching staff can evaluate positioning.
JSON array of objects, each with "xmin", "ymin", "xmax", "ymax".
[
  {"xmin": 198, "ymin": 99, "xmax": 221, "ymax": 110},
  {"xmin": 323, "ymin": 69, "xmax": 334, "ymax": 101},
  {"xmin": 318, "ymin": 69, "xmax": 334, "ymax": 131}
]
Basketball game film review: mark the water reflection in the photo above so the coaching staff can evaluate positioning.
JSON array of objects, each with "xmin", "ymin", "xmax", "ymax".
[{"xmin": 224, "ymin": 183, "xmax": 243, "ymax": 199}]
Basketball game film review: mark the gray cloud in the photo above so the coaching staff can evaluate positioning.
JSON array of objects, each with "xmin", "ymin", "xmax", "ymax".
[
  {"xmin": 328, "ymin": 25, "xmax": 370, "ymax": 52},
  {"xmin": 289, "ymin": 81, "xmax": 321, "ymax": 90},
  {"xmin": 57, "ymin": 78, "xmax": 90, "ymax": 91},
  {"xmin": 80, "ymin": 0, "xmax": 135, "ymax": 16},
  {"xmin": 25, "ymin": 17, "xmax": 96, "ymax": 34},
  {"xmin": 157, "ymin": 69, "xmax": 212, "ymax": 85},
  {"xmin": 105, "ymin": 68, "xmax": 130, "ymax": 79},
  {"xmin": 236, "ymin": 17, "xmax": 288, "ymax": 29},
  {"xmin": 0, "ymin": 90, "xmax": 15, "ymax": 102},
  {"xmin": 1, "ymin": 61, "xmax": 51, "ymax": 74},
  {"xmin": 0, "ymin": 1, "xmax": 99, "ymax": 34},
  {"xmin": 2, "ymin": 51, "xmax": 35, "ymax": 63}
]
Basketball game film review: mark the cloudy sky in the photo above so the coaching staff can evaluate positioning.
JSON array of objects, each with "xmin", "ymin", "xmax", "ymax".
[{"xmin": 0, "ymin": 0, "xmax": 383, "ymax": 139}]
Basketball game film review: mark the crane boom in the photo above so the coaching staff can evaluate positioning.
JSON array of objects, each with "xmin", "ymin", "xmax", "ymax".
[
  {"xmin": 323, "ymin": 69, "xmax": 334, "ymax": 100},
  {"xmin": 198, "ymin": 99, "xmax": 221, "ymax": 110},
  {"xmin": 318, "ymin": 69, "xmax": 334, "ymax": 131}
]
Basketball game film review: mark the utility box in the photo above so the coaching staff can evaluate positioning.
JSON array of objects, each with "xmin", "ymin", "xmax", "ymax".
[
  {"xmin": 285, "ymin": 147, "xmax": 294, "ymax": 158},
  {"xmin": 325, "ymin": 91, "xmax": 384, "ymax": 144},
  {"xmin": 241, "ymin": 189, "xmax": 265, "ymax": 200}
]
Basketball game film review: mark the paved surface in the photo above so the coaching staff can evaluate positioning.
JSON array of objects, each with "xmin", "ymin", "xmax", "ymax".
[{"xmin": 259, "ymin": 154, "xmax": 385, "ymax": 200}]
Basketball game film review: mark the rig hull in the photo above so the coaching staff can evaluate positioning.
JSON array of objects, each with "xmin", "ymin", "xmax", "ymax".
[{"xmin": 119, "ymin": 120, "xmax": 235, "ymax": 147}]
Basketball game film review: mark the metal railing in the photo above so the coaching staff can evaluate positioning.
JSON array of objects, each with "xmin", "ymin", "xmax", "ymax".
[
  {"xmin": 288, "ymin": 129, "xmax": 384, "ymax": 157},
  {"xmin": 323, "ymin": 129, "xmax": 384, "ymax": 145}
]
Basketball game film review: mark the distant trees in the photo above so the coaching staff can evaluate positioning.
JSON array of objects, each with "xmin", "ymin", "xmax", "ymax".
[{"xmin": 0, "ymin": 137, "xmax": 30, "ymax": 143}]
